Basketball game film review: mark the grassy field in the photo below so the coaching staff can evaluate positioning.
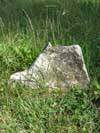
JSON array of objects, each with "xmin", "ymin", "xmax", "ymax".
[{"xmin": 0, "ymin": 0, "xmax": 100, "ymax": 132}]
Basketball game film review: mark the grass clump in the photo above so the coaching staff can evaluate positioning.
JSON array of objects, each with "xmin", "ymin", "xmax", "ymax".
[
  {"xmin": 0, "ymin": 86, "xmax": 98, "ymax": 132},
  {"xmin": 0, "ymin": 0, "xmax": 100, "ymax": 132}
]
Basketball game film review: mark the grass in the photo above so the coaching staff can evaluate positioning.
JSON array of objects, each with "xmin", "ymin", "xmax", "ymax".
[{"xmin": 0, "ymin": 0, "xmax": 100, "ymax": 132}]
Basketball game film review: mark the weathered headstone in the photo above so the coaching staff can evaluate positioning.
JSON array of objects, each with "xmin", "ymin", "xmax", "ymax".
[{"xmin": 10, "ymin": 43, "xmax": 90, "ymax": 89}]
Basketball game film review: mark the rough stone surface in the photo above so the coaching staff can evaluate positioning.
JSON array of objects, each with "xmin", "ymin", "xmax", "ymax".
[{"xmin": 10, "ymin": 43, "xmax": 90, "ymax": 89}]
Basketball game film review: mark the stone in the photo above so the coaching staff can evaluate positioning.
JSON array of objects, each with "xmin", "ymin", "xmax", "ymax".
[{"xmin": 10, "ymin": 43, "xmax": 90, "ymax": 89}]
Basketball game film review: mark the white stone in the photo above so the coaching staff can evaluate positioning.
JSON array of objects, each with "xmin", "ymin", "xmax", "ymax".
[{"xmin": 10, "ymin": 43, "xmax": 90, "ymax": 89}]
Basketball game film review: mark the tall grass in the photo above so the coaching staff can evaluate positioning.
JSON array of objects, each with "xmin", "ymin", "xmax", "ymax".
[{"xmin": 0, "ymin": 0, "xmax": 100, "ymax": 132}]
